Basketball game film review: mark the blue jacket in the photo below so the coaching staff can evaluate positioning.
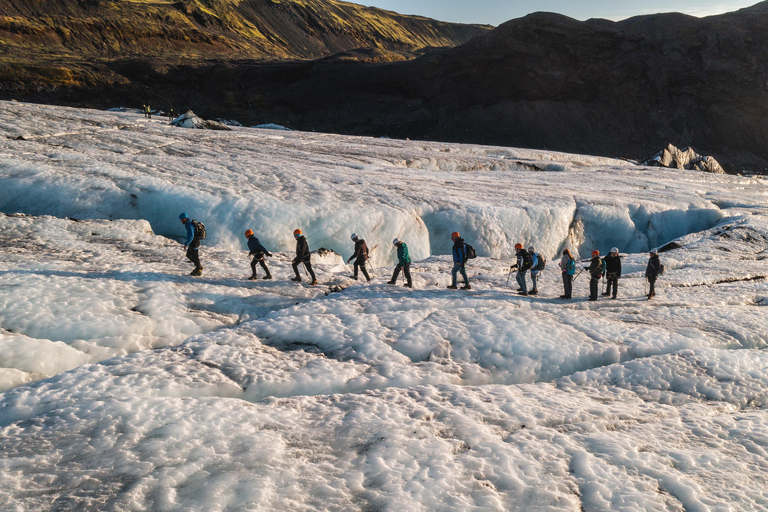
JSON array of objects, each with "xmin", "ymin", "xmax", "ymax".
[
  {"xmin": 247, "ymin": 235, "xmax": 269, "ymax": 256},
  {"xmin": 452, "ymin": 237, "xmax": 467, "ymax": 264},
  {"xmin": 184, "ymin": 219, "xmax": 195, "ymax": 246},
  {"xmin": 530, "ymin": 252, "xmax": 539, "ymax": 275}
]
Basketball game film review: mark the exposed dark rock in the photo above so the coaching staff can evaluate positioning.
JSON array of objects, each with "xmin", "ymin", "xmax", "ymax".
[{"xmin": 640, "ymin": 144, "xmax": 726, "ymax": 174}]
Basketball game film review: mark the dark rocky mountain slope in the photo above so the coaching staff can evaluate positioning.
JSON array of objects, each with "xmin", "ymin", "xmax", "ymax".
[{"xmin": 3, "ymin": 1, "xmax": 768, "ymax": 172}]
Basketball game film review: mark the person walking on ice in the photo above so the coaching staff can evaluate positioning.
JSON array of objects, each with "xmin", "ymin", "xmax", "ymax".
[
  {"xmin": 347, "ymin": 233, "xmax": 371, "ymax": 281},
  {"xmin": 646, "ymin": 249, "xmax": 663, "ymax": 299},
  {"xmin": 603, "ymin": 247, "xmax": 622, "ymax": 299},
  {"xmin": 245, "ymin": 229, "xmax": 272, "ymax": 280},
  {"xmin": 585, "ymin": 249, "xmax": 604, "ymax": 301},
  {"xmin": 179, "ymin": 213, "xmax": 205, "ymax": 276},
  {"xmin": 559, "ymin": 249, "xmax": 576, "ymax": 299},
  {"xmin": 292, "ymin": 229, "xmax": 317, "ymax": 285},
  {"xmin": 528, "ymin": 246, "xmax": 544, "ymax": 295},
  {"xmin": 388, "ymin": 238, "xmax": 412, "ymax": 288},
  {"xmin": 510, "ymin": 243, "xmax": 532, "ymax": 295},
  {"xmin": 448, "ymin": 231, "xmax": 471, "ymax": 290}
]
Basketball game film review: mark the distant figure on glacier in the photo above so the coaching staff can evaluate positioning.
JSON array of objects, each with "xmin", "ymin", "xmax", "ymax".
[
  {"xmin": 179, "ymin": 213, "xmax": 204, "ymax": 276},
  {"xmin": 528, "ymin": 246, "xmax": 544, "ymax": 295},
  {"xmin": 245, "ymin": 229, "xmax": 273, "ymax": 280},
  {"xmin": 510, "ymin": 243, "xmax": 532, "ymax": 295},
  {"xmin": 646, "ymin": 249, "xmax": 663, "ymax": 299},
  {"xmin": 387, "ymin": 238, "xmax": 412, "ymax": 288},
  {"xmin": 448, "ymin": 232, "xmax": 471, "ymax": 290},
  {"xmin": 603, "ymin": 248, "xmax": 622, "ymax": 299},
  {"xmin": 559, "ymin": 249, "xmax": 576, "ymax": 299},
  {"xmin": 585, "ymin": 250, "xmax": 604, "ymax": 301},
  {"xmin": 347, "ymin": 233, "xmax": 371, "ymax": 281},
  {"xmin": 292, "ymin": 229, "xmax": 317, "ymax": 285}
]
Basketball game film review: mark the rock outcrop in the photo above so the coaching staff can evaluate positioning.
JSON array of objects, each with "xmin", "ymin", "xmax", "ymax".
[
  {"xmin": 641, "ymin": 145, "xmax": 726, "ymax": 174},
  {"xmin": 171, "ymin": 111, "xmax": 231, "ymax": 131}
]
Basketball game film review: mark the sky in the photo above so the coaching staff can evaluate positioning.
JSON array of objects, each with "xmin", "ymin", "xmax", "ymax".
[{"xmin": 358, "ymin": 0, "xmax": 758, "ymax": 25}]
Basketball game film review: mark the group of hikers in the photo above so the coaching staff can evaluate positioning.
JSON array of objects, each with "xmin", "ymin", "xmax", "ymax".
[{"xmin": 179, "ymin": 213, "xmax": 665, "ymax": 300}]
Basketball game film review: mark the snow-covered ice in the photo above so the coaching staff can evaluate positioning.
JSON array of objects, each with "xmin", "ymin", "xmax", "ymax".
[{"xmin": 0, "ymin": 101, "xmax": 767, "ymax": 510}]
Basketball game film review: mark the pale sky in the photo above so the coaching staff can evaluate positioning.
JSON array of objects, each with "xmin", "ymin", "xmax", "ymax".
[{"xmin": 359, "ymin": 1, "xmax": 758, "ymax": 25}]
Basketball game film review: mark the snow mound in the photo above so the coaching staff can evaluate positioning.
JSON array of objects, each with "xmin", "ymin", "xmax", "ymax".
[
  {"xmin": 641, "ymin": 144, "xmax": 726, "ymax": 174},
  {"xmin": 171, "ymin": 110, "xmax": 232, "ymax": 131}
]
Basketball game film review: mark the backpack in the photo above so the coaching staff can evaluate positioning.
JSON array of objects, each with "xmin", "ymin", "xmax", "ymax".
[
  {"xmin": 522, "ymin": 251, "xmax": 533, "ymax": 271},
  {"xmin": 465, "ymin": 244, "xmax": 477, "ymax": 260},
  {"xmin": 361, "ymin": 240, "xmax": 369, "ymax": 259},
  {"xmin": 533, "ymin": 253, "xmax": 546, "ymax": 271},
  {"xmin": 566, "ymin": 259, "xmax": 576, "ymax": 275},
  {"xmin": 659, "ymin": 263, "xmax": 665, "ymax": 275},
  {"xmin": 191, "ymin": 220, "xmax": 206, "ymax": 240},
  {"xmin": 600, "ymin": 258, "xmax": 607, "ymax": 277}
]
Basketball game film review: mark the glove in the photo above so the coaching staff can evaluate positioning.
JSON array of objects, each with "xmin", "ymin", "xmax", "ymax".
[
  {"xmin": 267, "ymin": 253, "xmax": 273, "ymax": 257},
  {"xmin": 183, "ymin": 245, "xmax": 187, "ymax": 250}
]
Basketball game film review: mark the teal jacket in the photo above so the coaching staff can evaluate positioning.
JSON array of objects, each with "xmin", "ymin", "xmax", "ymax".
[{"xmin": 397, "ymin": 242, "xmax": 411, "ymax": 265}]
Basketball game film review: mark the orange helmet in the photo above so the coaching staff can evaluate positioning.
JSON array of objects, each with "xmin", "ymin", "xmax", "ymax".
[
  {"xmin": 451, "ymin": 231, "xmax": 460, "ymax": 239},
  {"xmin": 515, "ymin": 243, "xmax": 523, "ymax": 250},
  {"xmin": 293, "ymin": 229, "xmax": 302, "ymax": 236},
  {"xmin": 591, "ymin": 249, "xmax": 600, "ymax": 256},
  {"xmin": 245, "ymin": 229, "xmax": 253, "ymax": 237}
]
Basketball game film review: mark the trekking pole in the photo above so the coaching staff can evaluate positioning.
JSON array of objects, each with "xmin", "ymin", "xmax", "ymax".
[
  {"xmin": 644, "ymin": 278, "xmax": 647, "ymax": 296},
  {"xmin": 302, "ymin": 262, "xmax": 309, "ymax": 276},
  {"xmin": 367, "ymin": 260, "xmax": 375, "ymax": 276},
  {"xmin": 506, "ymin": 267, "xmax": 513, "ymax": 286}
]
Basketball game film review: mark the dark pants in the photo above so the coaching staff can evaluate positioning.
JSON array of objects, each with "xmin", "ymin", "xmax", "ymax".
[
  {"xmin": 589, "ymin": 276, "xmax": 599, "ymax": 300},
  {"xmin": 293, "ymin": 259, "xmax": 316, "ymax": 281},
  {"xmin": 562, "ymin": 273, "xmax": 572, "ymax": 298},
  {"xmin": 354, "ymin": 258, "xmax": 371, "ymax": 281},
  {"xmin": 186, "ymin": 240, "xmax": 201, "ymax": 269},
  {"xmin": 391, "ymin": 263, "xmax": 412, "ymax": 286},
  {"xmin": 648, "ymin": 276, "xmax": 657, "ymax": 296},
  {"xmin": 250, "ymin": 256, "xmax": 271, "ymax": 277},
  {"xmin": 606, "ymin": 274, "xmax": 619, "ymax": 298}
]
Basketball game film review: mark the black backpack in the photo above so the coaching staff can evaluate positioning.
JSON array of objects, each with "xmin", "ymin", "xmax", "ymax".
[
  {"xmin": 534, "ymin": 253, "xmax": 546, "ymax": 271},
  {"xmin": 191, "ymin": 220, "xmax": 206, "ymax": 240},
  {"xmin": 465, "ymin": 244, "xmax": 477, "ymax": 260},
  {"xmin": 522, "ymin": 251, "xmax": 533, "ymax": 270}
]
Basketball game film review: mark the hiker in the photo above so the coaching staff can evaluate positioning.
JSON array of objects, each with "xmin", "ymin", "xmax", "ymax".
[
  {"xmin": 510, "ymin": 243, "xmax": 532, "ymax": 295},
  {"xmin": 245, "ymin": 229, "xmax": 272, "ymax": 280},
  {"xmin": 585, "ymin": 249, "xmax": 603, "ymax": 301},
  {"xmin": 559, "ymin": 249, "xmax": 576, "ymax": 299},
  {"xmin": 528, "ymin": 246, "xmax": 544, "ymax": 295},
  {"xmin": 168, "ymin": 108, "xmax": 175, "ymax": 122},
  {"xmin": 291, "ymin": 229, "xmax": 317, "ymax": 285},
  {"xmin": 646, "ymin": 249, "xmax": 662, "ymax": 299},
  {"xmin": 347, "ymin": 233, "xmax": 371, "ymax": 281},
  {"xmin": 387, "ymin": 238, "xmax": 412, "ymax": 288},
  {"xmin": 180, "ymin": 213, "xmax": 204, "ymax": 276},
  {"xmin": 603, "ymin": 247, "xmax": 622, "ymax": 299},
  {"xmin": 448, "ymin": 231, "xmax": 471, "ymax": 290}
]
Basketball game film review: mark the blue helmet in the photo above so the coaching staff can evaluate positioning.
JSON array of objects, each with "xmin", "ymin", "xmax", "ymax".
[{"xmin": 179, "ymin": 213, "xmax": 188, "ymax": 220}]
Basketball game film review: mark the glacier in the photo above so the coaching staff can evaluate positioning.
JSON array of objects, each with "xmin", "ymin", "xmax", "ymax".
[{"xmin": 0, "ymin": 101, "xmax": 767, "ymax": 511}]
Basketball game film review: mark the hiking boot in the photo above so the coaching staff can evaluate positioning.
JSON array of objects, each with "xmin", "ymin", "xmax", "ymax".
[
  {"xmin": 528, "ymin": 289, "xmax": 538, "ymax": 295},
  {"xmin": 248, "ymin": 275, "xmax": 258, "ymax": 281},
  {"xmin": 350, "ymin": 275, "xmax": 359, "ymax": 280},
  {"xmin": 447, "ymin": 285, "xmax": 458, "ymax": 290},
  {"xmin": 191, "ymin": 267, "xmax": 202, "ymax": 276},
  {"xmin": 611, "ymin": 295, "xmax": 617, "ymax": 299},
  {"xmin": 387, "ymin": 280, "xmax": 396, "ymax": 285},
  {"xmin": 264, "ymin": 274, "xmax": 273, "ymax": 280},
  {"xmin": 647, "ymin": 293, "xmax": 655, "ymax": 299},
  {"xmin": 602, "ymin": 292, "xmax": 610, "ymax": 296},
  {"xmin": 559, "ymin": 295, "xmax": 567, "ymax": 299},
  {"xmin": 518, "ymin": 291, "xmax": 528, "ymax": 296},
  {"xmin": 588, "ymin": 298, "xmax": 597, "ymax": 302},
  {"xmin": 310, "ymin": 279, "xmax": 318, "ymax": 286},
  {"xmin": 291, "ymin": 276, "xmax": 302, "ymax": 282},
  {"xmin": 461, "ymin": 284, "xmax": 472, "ymax": 290},
  {"xmin": 405, "ymin": 283, "xmax": 413, "ymax": 288}
]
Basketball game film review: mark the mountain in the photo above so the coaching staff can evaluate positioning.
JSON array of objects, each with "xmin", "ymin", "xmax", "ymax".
[
  {"xmin": 0, "ymin": 0, "xmax": 489, "ymax": 61},
  {"xmin": 4, "ymin": 2, "xmax": 768, "ymax": 172}
]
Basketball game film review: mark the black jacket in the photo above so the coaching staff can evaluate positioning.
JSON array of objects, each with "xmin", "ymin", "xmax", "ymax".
[
  {"xmin": 646, "ymin": 254, "xmax": 661, "ymax": 279},
  {"xmin": 604, "ymin": 254, "xmax": 622, "ymax": 277},
  {"xmin": 295, "ymin": 236, "xmax": 311, "ymax": 263},
  {"xmin": 588, "ymin": 256, "xmax": 603, "ymax": 278},
  {"xmin": 513, "ymin": 248, "xmax": 531, "ymax": 271},
  {"xmin": 350, "ymin": 239, "xmax": 369, "ymax": 262}
]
